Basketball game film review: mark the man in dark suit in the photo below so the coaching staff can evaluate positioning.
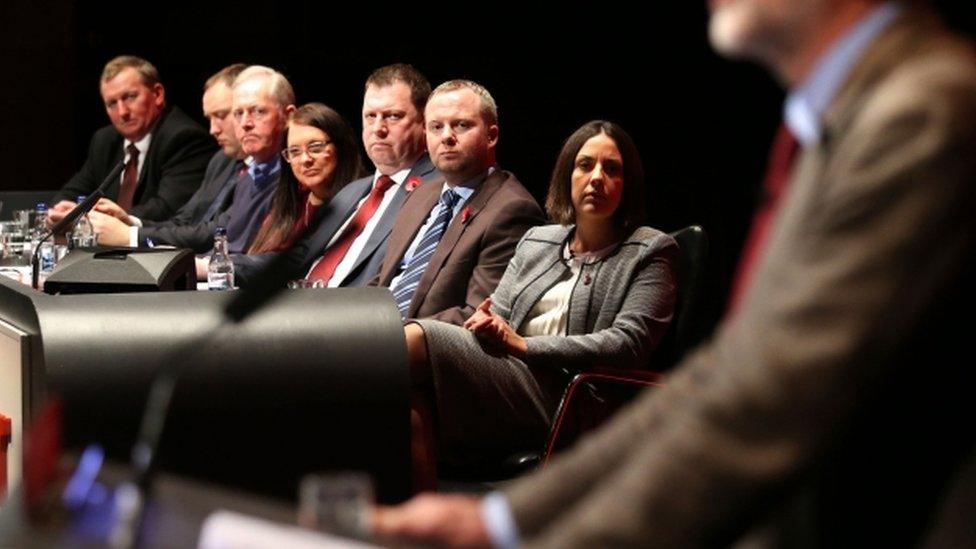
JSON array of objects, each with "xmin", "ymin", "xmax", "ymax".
[
  {"xmin": 233, "ymin": 64, "xmax": 441, "ymax": 288},
  {"xmin": 373, "ymin": 80, "xmax": 544, "ymax": 325},
  {"xmin": 374, "ymin": 1, "xmax": 976, "ymax": 547},
  {"xmin": 154, "ymin": 65, "xmax": 294, "ymax": 256},
  {"xmin": 49, "ymin": 55, "xmax": 214, "ymax": 224},
  {"xmin": 88, "ymin": 63, "xmax": 248, "ymax": 246}
]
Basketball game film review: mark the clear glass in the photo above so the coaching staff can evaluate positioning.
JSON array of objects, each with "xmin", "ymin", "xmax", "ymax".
[{"xmin": 297, "ymin": 472, "xmax": 374, "ymax": 539}]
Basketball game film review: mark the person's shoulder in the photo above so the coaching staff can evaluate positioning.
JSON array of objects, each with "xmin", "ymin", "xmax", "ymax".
[
  {"xmin": 623, "ymin": 226, "xmax": 678, "ymax": 257},
  {"xmin": 156, "ymin": 106, "xmax": 210, "ymax": 138},
  {"xmin": 523, "ymin": 224, "xmax": 570, "ymax": 244}
]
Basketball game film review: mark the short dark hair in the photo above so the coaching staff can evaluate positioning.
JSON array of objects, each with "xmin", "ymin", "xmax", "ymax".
[
  {"xmin": 365, "ymin": 64, "xmax": 431, "ymax": 113},
  {"xmin": 545, "ymin": 120, "xmax": 645, "ymax": 229},
  {"xmin": 102, "ymin": 55, "xmax": 160, "ymax": 86},
  {"xmin": 248, "ymin": 103, "xmax": 366, "ymax": 254},
  {"xmin": 204, "ymin": 63, "xmax": 247, "ymax": 92}
]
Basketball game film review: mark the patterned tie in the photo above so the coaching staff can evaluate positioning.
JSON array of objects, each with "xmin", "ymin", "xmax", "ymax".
[
  {"xmin": 307, "ymin": 175, "xmax": 396, "ymax": 283},
  {"xmin": 727, "ymin": 123, "xmax": 800, "ymax": 315},
  {"xmin": 391, "ymin": 188, "xmax": 461, "ymax": 318},
  {"xmin": 117, "ymin": 143, "xmax": 140, "ymax": 211}
]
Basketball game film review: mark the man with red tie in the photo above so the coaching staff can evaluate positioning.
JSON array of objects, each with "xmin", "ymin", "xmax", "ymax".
[
  {"xmin": 49, "ymin": 55, "xmax": 213, "ymax": 224},
  {"xmin": 232, "ymin": 64, "xmax": 441, "ymax": 288},
  {"xmin": 373, "ymin": 0, "xmax": 976, "ymax": 547}
]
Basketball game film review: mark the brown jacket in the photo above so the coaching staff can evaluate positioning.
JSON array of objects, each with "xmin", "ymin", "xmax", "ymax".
[
  {"xmin": 373, "ymin": 168, "xmax": 544, "ymax": 325},
  {"xmin": 505, "ymin": 11, "xmax": 976, "ymax": 548}
]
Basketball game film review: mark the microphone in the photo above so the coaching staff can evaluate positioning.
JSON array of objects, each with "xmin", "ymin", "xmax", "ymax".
[{"xmin": 33, "ymin": 159, "xmax": 127, "ymax": 290}]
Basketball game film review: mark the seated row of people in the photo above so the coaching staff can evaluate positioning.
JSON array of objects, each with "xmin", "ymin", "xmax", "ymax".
[{"xmin": 49, "ymin": 57, "xmax": 680, "ymax": 482}]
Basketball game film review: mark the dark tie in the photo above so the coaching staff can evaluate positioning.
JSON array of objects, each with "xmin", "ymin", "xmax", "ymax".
[
  {"xmin": 252, "ymin": 163, "xmax": 271, "ymax": 188},
  {"xmin": 117, "ymin": 143, "xmax": 140, "ymax": 211},
  {"xmin": 727, "ymin": 123, "xmax": 800, "ymax": 315},
  {"xmin": 391, "ymin": 188, "xmax": 461, "ymax": 318},
  {"xmin": 307, "ymin": 175, "xmax": 396, "ymax": 284}
]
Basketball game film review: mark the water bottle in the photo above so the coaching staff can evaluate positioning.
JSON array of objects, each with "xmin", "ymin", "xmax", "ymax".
[
  {"xmin": 70, "ymin": 195, "xmax": 96, "ymax": 249},
  {"xmin": 25, "ymin": 202, "xmax": 49, "ymax": 261},
  {"xmin": 207, "ymin": 227, "xmax": 235, "ymax": 291}
]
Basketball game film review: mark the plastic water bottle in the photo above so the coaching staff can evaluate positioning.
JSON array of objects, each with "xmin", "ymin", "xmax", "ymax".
[
  {"xmin": 70, "ymin": 195, "xmax": 96, "ymax": 249},
  {"xmin": 207, "ymin": 227, "xmax": 235, "ymax": 291},
  {"xmin": 25, "ymin": 202, "xmax": 49, "ymax": 261}
]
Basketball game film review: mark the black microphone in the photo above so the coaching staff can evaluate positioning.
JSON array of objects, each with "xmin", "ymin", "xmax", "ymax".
[{"xmin": 32, "ymin": 160, "xmax": 127, "ymax": 290}]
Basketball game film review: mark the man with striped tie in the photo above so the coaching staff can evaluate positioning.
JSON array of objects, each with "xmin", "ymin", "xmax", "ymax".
[{"xmin": 373, "ymin": 80, "xmax": 544, "ymax": 325}]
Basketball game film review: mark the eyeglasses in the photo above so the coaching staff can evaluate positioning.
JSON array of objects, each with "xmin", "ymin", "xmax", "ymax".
[{"xmin": 282, "ymin": 140, "xmax": 333, "ymax": 162}]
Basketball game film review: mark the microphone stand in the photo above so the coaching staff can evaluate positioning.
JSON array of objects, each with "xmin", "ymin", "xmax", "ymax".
[{"xmin": 32, "ymin": 160, "xmax": 126, "ymax": 290}]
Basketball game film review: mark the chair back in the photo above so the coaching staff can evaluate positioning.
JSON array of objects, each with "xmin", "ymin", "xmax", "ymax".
[{"xmin": 654, "ymin": 225, "xmax": 708, "ymax": 368}]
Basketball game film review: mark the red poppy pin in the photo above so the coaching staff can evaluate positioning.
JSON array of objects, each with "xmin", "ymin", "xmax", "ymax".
[
  {"xmin": 405, "ymin": 176, "xmax": 423, "ymax": 193},
  {"xmin": 460, "ymin": 206, "xmax": 472, "ymax": 224}
]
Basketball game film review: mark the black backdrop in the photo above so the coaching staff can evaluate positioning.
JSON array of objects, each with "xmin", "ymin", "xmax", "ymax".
[{"xmin": 1, "ymin": 1, "xmax": 971, "ymax": 339}]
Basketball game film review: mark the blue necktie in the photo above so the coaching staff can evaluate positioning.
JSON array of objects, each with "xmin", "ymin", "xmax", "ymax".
[{"xmin": 392, "ymin": 189, "xmax": 461, "ymax": 318}]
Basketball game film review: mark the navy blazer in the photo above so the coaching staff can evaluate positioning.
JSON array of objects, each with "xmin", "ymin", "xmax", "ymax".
[
  {"xmin": 233, "ymin": 155, "xmax": 441, "ymax": 288},
  {"xmin": 138, "ymin": 151, "xmax": 240, "ymax": 243},
  {"xmin": 54, "ymin": 106, "xmax": 215, "ymax": 222}
]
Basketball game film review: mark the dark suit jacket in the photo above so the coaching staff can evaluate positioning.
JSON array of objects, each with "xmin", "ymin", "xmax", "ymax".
[
  {"xmin": 504, "ymin": 11, "xmax": 976, "ymax": 548},
  {"xmin": 141, "ymin": 169, "xmax": 280, "ymax": 254},
  {"xmin": 54, "ymin": 106, "xmax": 215, "ymax": 222},
  {"xmin": 137, "ymin": 151, "xmax": 240, "ymax": 242},
  {"xmin": 373, "ymin": 168, "xmax": 545, "ymax": 325},
  {"xmin": 233, "ymin": 155, "xmax": 441, "ymax": 288}
]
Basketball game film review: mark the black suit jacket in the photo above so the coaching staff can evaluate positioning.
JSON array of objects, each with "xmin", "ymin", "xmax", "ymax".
[
  {"xmin": 140, "ymin": 168, "xmax": 280, "ymax": 254},
  {"xmin": 138, "ymin": 152, "xmax": 240, "ymax": 242},
  {"xmin": 54, "ymin": 106, "xmax": 215, "ymax": 222},
  {"xmin": 233, "ymin": 155, "xmax": 442, "ymax": 288}
]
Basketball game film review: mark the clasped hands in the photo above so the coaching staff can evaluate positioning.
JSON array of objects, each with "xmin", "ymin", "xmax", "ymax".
[
  {"xmin": 463, "ymin": 297, "xmax": 527, "ymax": 357},
  {"xmin": 47, "ymin": 198, "xmax": 133, "ymax": 246}
]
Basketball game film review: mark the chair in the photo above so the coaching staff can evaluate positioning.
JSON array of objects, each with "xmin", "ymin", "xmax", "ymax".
[
  {"xmin": 453, "ymin": 225, "xmax": 709, "ymax": 480},
  {"xmin": 541, "ymin": 224, "xmax": 709, "ymax": 464}
]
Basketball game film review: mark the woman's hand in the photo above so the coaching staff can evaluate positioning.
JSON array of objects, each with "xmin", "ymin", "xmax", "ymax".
[{"xmin": 464, "ymin": 298, "xmax": 527, "ymax": 357}]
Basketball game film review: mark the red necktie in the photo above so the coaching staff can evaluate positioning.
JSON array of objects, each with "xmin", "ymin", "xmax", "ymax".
[
  {"xmin": 727, "ymin": 124, "xmax": 800, "ymax": 315},
  {"xmin": 117, "ymin": 143, "xmax": 140, "ymax": 211},
  {"xmin": 307, "ymin": 175, "xmax": 395, "ymax": 284}
]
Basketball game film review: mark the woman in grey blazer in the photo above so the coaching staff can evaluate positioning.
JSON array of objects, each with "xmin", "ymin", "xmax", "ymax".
[{"xmin": 405, "ymin": 121, "xmax": 677, "ymax": 483}]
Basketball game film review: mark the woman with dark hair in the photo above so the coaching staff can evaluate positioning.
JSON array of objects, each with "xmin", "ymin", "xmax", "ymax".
[
  {"xmin": 404, "ymin": 120, "xmax": 678, "ymax": 485},
  {"xmin": 248, "ymin": 102, "xmax": 365, "ymax": 253}
]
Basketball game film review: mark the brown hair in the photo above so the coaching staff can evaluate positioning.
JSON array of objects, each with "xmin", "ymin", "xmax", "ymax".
[
  {"xmin": 428, "ymin": 79, "xmax": 498, "ymax": 126},
  {"xmin": 204, "ymin": 63, "xmax": 247, "ymax": 92},
  {"xmin": 101, "ymin": 55, "xmax": 160, "ymax": 86},
  {"xmin": 545, "ymin": 120, "xmax": 645, "ymax": 229},
  {"xmin": 365, "ymin": 63, "xmax": 431, "ymax": 113}
]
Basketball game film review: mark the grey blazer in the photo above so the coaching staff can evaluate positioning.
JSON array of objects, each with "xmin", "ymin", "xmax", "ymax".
[
  {"xmin": 505, "ymin": 11, "xmax": 976, "ymax": 547},
  {"xmin": 491, "ymin": 224, "xmax": 678, "ymax": 371}
]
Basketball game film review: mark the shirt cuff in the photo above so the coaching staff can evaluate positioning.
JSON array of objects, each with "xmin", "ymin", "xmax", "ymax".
[
  {"xmin": 129, "ymin": 226, "xmax": 140, "ymax": 247},
  {"xmin": 481, "ymin": 492, "xmax": 521, "ymax": 549},
  {"xmin": 128, "ymin": 214, "xmax": 143, "ymax": 227}
]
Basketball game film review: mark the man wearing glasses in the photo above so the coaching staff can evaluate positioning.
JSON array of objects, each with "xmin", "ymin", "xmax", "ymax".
[
  {"xmin": 49, "ymin": 55, "xmax": 214, "ymax": 224},
  {"xmin": 132, "ymin": 65, "xmax": 295, "ymax": 254},
  {"xmin": 231, "ymin": 64, "xmax": 442, "ymax": 289}
]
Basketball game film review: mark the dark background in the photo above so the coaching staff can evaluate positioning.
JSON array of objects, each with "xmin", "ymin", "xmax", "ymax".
[{"xmin": 1, "ymin": 1, "xmax": 971, "ymax": 339}]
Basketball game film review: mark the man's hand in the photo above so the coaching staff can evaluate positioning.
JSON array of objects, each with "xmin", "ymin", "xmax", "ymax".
[
  {"xmin": 93, "ymin": 198, "xmax": 132, "ymax": 223},
  {"xmin": 87, "ymin": 211, "xmax": 131, "ymax": 246},
  {"xmin": 373, "ymin": 494, "xmax": 491, "ymax": 548},
  {"xmin": 463, "ymin": 298, "xmax": 527, "ymax": 357},
  {"xmin": 47, "ymin": 200, "xmax": 77, "ymax": 224}
]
